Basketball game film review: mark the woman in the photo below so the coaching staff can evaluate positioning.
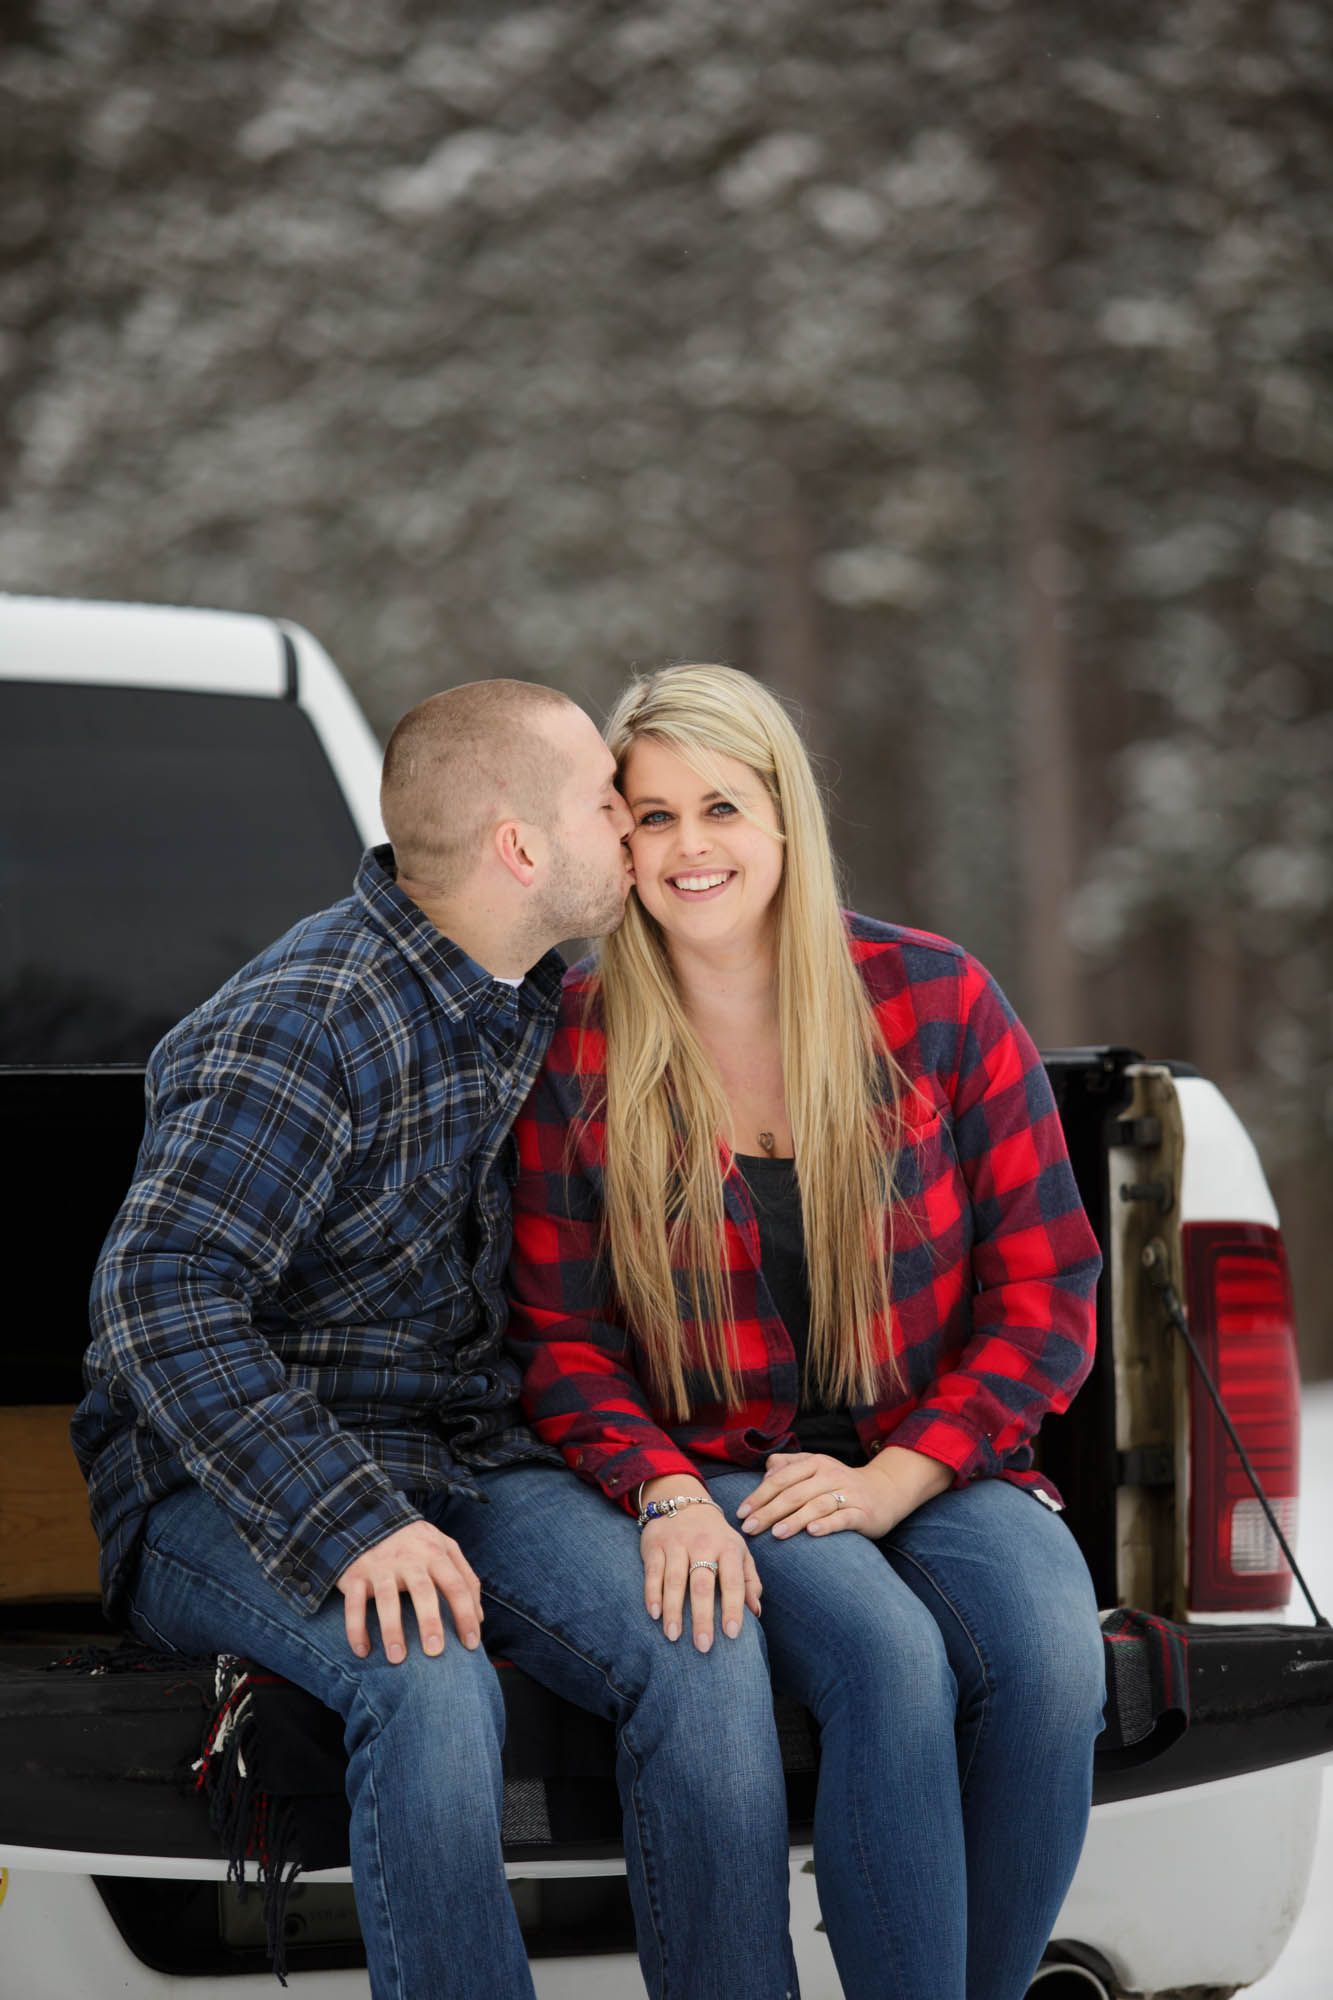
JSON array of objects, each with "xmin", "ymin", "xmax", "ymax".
[{"xmin": 506, "ymin": 663, "xmax": 1106, "ymax": 2000}]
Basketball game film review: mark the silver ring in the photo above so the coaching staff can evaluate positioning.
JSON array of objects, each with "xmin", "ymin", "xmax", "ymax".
[
  {"xmin": 831, "ymin": 1492, "xmax": 847, "ymax": 1508},
  {"xmin": 688, "ymin": 1559, "xmax": 720, "ymax": 1575}
]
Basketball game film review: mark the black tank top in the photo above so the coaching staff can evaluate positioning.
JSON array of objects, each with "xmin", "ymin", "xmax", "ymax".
[{"xmin": 733, "ymin": 1153, "xmax": 865, "ymax": 1465}]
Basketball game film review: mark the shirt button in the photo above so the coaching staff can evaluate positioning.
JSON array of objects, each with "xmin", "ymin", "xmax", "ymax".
[
  {"xmin": 574, "ymin": 1453, "xmax": 584, "ymax": 1467},
  {"xmin": 298, "ymin": 1581, "xmax": 314, "ymax": 1597}
]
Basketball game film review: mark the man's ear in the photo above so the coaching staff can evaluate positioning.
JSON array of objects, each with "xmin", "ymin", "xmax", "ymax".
[{"xmin": 494, "ymin": 817, "xmax": 544, "ymax": 888}]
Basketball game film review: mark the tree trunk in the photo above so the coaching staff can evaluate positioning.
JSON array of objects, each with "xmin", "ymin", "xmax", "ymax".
[
  {"xmin": 751, "ymin": 456, "xmax": 829, "ymax": 760},
  {"xmin": 1004, "ymin": 41, "xmax": 1082, "ymax": 1046}
]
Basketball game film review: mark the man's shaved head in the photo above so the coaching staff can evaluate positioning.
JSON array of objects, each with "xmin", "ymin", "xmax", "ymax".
[{"xmin": 380, "ymin": 679, "xmax": 577, "ymax": 891}]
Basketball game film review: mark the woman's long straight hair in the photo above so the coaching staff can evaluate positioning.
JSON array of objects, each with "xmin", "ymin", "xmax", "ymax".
[{"xmin": 592, "ymin": 664, "xmax": 909, "ymax": 1420}]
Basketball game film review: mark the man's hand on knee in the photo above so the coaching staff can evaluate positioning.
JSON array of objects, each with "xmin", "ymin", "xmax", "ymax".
[{"xmin": 337, "ymin": 1522, "xmax": 484, "ymax": 1663}]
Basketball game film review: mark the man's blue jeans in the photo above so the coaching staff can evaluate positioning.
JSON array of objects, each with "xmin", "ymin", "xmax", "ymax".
[
  {"xmin": 127, "ymin": 1472, "xmax": 797, "ymax": 2000},
  {"xmin": 700, "ymin": 1471, "xmax": 1107, "ymax": 2000}
]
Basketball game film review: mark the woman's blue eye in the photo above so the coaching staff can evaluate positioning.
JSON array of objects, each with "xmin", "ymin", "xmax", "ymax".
[{"xmin": 635, "ymin": 801, "xmax": 737, "ymax": 828}]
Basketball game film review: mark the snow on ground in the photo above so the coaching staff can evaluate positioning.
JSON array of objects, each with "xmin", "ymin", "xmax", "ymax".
[{"xmin": 1241, "ymin": 1381, "xmax": 1333, "ymax": 2000}]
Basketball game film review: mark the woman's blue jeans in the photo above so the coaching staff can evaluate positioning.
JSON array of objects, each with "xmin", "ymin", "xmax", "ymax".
[
  {"xmin": 701, "ymin": 1471, "xmax": 1107, "ymax": 2000},
  {"xmin": 127, "ymin": 1472, "xmax": 797, "ymax": 2000}
]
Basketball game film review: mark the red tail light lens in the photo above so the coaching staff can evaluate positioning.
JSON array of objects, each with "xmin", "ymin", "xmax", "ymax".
[{"xmin": 1185, "ymin": 1222, "xmax": 1300, "ymax": 1612}]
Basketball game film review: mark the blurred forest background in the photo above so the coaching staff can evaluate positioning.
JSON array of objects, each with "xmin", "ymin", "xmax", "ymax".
[{"xmin": 2, "ymin": 0, "xmax": 1331, "ymax": 1368}]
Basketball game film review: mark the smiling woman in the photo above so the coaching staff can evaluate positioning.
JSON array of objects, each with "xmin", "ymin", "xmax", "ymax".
[
  {"xmin": 505, "ymin": 661, "xmax": 1108, "ymax": 2000},
  {"xmin": 598, "ymin": 666, "xmax": 922, "ymax": 1423}
]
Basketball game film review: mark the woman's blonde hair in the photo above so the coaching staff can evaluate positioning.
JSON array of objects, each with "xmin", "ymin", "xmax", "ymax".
[{"xmin": 592, "ymin": 662, "xmax": 907, "ymax": 1420}]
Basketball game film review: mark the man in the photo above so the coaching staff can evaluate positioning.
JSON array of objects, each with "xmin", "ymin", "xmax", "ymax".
[{"xmin": 74, "ymin": 680, "xmax": 795, "ymax": 2000}]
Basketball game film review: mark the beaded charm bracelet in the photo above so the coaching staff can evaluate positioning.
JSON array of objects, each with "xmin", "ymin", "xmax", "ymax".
[{"xmin": 636, "ymin": 1494, "xmax": 721, "ymax": 1530}]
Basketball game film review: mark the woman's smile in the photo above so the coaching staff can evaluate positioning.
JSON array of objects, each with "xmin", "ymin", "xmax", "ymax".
[{"xmin": 667, "ymin": 869, "xmax": 736, "ymax": 899}]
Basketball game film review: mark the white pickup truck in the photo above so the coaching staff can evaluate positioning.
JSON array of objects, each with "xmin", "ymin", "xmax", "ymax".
[{"xmin": 0, "ymin": 593, "xmax": 1329, "ymax": 2000}]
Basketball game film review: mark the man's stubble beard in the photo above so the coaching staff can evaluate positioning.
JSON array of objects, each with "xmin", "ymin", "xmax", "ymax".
[
  {"xmin": 548, "ymin": 851, "xmax": 631, "ymax": 942},
  {"xmin": 512, "ymin": 845, "xmax": 629, "ymax": 965}
]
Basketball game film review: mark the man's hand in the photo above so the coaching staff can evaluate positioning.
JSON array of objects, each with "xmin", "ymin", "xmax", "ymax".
[
  {"xmin": 638, "ymin": 1477, "xmax": 762, "ymax": 1652},
  {"xmin": 736, "ymin": 1446, "xmax": 953, "ymax": 1543},
  {"xmin": 336, "ymin": 1521, "xmax": 484, "ymax": 1663}
]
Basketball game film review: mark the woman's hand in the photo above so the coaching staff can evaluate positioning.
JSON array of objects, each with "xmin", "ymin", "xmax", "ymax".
[
  {"xmin": 639, "ymin": 1477, "xmax": 763, "ymax": 1651},
  {"xmin": 736, "ymin": 1446, "xmax": 953, "ymax": 1543}
]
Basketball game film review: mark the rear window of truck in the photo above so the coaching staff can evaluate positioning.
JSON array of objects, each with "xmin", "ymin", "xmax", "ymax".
[{"xmin": 0, "ymin": 682, "xmax": 367, "ymax": 1062}]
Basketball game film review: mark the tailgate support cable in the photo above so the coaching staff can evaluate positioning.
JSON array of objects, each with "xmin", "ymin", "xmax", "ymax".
[{"xmin": 1142, "ymin": 1238, "xmax": 1328, "ymax": 1630}]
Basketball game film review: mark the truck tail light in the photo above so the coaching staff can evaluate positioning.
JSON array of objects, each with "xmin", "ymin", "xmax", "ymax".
[{"xmin": 1184, "ymin": 1222, "xmax": 1300, "ymax": 1612}]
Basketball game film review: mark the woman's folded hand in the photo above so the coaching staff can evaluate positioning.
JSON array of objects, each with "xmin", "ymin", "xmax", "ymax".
[
  {"xmin": 736, "ymin": 1447, "xmax": 954, "ymax": 1543},
  {"xmin": 638, "ymin": 1477, "xmax": 762, "ymax": 1651}
]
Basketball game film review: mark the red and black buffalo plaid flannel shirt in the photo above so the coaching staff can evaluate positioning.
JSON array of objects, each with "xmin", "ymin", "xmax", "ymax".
[{"xmin": 506, "ymin": 915, "xmax": 1100, "ymax": 1512}]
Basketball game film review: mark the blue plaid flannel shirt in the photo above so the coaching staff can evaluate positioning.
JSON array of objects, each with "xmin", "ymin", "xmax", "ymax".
[{"xmin": 73, "ymin": 846, "xmax": 564, "ymax": 1620}]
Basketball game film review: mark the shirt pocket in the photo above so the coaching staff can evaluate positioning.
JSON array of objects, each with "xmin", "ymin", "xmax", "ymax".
[
  {"xmin": 319, "ymin": 1165, "xmax": 472, "ymax": 1273},
  {"xmin": 895, "ymin": 1104, "xmax": 955, "ymax": 1202},
  {"xmin": 890, "ymin": 1107, "xmax": 965, "ymax": 1300}
]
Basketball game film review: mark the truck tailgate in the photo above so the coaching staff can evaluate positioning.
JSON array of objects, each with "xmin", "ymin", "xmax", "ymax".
[{"xmin": 3, "ymin": 1622, "xmax": 1332, "ymax": 1869}]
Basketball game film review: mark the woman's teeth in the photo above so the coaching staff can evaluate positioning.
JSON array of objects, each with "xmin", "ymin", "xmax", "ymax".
[{"xmin": 672, "ymin": 872, "xmax": 730, "ymax": 893}]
